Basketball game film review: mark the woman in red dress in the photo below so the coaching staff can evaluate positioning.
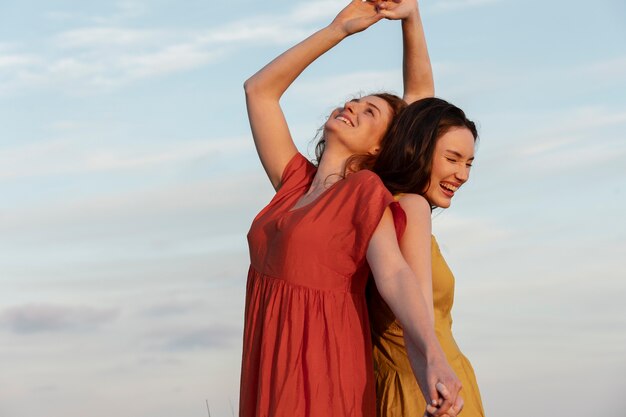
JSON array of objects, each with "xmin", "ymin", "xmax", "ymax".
[{"xmin": 240, "ymin": 2, "xmax": 460, "ymax": 416}]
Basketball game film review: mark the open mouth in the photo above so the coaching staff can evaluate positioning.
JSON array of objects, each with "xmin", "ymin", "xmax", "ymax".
[
  {"xmin": 335, "ymin": 115, "xmax": 354, "ymax": 127},
  {"xmin": 440, "ymin": 182, "xmax": 458, "ymax": 197}
]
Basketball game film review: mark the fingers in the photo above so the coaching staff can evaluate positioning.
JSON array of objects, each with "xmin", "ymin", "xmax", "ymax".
[
  {"xmin": 427, "ymin": 381, "xmax": 440, "ymax": 411},
  {"xmin": 440, "ymin": 395, "xmax": 464, "ymax": 417},
  {"xmin": 453, "ymin": 394, "xmax": 464, "ymax": 415},
  {"xmin": 363, "ymin": 9, "xmax": 386, "ymax": 26},
  {"xmin": 374, "ymin": 1, "xmax": 404, "ymax": 19},
  {"xmin": 436, "ymin": 381, "xmax": 451, "ymax": 400},
  {"xmin": 425, "ymin": 400, "xmax": 461, "ymax": 417},
  {"xmin": 425, "ymin": 387, "xmax": 463, "ymax": 417},
  {"xmin": 431, "ymin": 382, "xmax": 454, "ymax": 416},
  {"xmin": 425, "ymin": 404, "xmax": 439, "ymax": 416}
]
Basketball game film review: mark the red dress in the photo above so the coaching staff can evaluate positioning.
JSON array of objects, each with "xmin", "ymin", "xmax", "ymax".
[{"xmin": 240, "ymin": 153, "xmax": 405, "ymax": 417}]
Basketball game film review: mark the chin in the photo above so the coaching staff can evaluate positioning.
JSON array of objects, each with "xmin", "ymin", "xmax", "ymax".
[{"xmin": 432, "ymin": 197, "xmax": 451, "ymax": 209}]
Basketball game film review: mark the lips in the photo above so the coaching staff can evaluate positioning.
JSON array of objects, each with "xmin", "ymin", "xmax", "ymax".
[
  {"xmin": 335, "ymin": 113, "xmax": 354, "ymax": 127},
  {"xmin": 439, "ymin": 181, "xmax": 459, "ymax": 198}
]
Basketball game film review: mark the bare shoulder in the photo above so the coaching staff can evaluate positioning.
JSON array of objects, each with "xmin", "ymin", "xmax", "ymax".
[
  {"xmin": 397, "ymin": 193, "xmax": 431, "ymax": 217},
  {"xmin": 396, "ymin": 193, "xmax": 432, "ymax": 240}
]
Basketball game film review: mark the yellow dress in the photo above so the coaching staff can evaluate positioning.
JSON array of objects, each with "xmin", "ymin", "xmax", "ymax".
[{"xmin": 367, "ymin": 235, "xmax": 485, "ymax": 417}]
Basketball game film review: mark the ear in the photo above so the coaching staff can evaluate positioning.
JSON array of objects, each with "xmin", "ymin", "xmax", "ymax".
[{"xmin": 370, "ymin": 146, "xmax": 380, "ymax": 155}]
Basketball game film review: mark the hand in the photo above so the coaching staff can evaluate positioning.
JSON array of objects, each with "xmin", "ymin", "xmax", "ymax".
[
  {"xmin": 425, "ymin": 359, "xmax": 463, "ymax": 417},
  {"xmin": 405, "ymin": 341, "xmax": 462, "ymax": 417},
  {"xmin": 330, "ymin": 0, "xmax": 385, "ymax": 36},
  {"xmin": 376, "ymin": 0, "xmax": 419, "ymax": 21},
  {"xmin": 425, "ymin": 384, "xmax": 465, "ymax": 417}
]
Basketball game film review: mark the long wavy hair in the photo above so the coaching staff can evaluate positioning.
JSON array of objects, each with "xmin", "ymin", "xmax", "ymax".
[
  {"xmin": 313, "ymin": 92, "xmax": 407, "ymax": 175},
  {"xmin": 372, "ymin": 97, "xmax": 478, "ymax": 200}
]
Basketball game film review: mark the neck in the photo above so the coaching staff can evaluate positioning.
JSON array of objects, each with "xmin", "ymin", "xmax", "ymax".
[{"xmin": 310, "ymin": 150, "xmax": 349, "ymax": 192}]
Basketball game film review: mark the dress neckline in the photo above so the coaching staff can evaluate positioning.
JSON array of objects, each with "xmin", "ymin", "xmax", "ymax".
[{"xmin": 287, "ymin": 176, "xmax": 344, "ymax": 214}]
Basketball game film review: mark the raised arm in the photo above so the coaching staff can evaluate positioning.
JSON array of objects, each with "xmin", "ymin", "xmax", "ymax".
[
  {"xmin": 378, "ymin": 0, "xmax": 434, "ymax": 103},
  {"xmin": 367, "ymin": 201, "xmax": 460, "ymax": 417},
  {"xmin": 244, "ymin": 1, "xmax": 385, "ymax": 190}
]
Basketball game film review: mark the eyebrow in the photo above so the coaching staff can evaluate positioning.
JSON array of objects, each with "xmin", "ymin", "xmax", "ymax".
[
  {"xmin": 353, "ymin": 98, "xmax": 382, "ymax": 116},
  {"xmin": 445, "ymin": 149, "xmax": 475, "ymax": 160}
]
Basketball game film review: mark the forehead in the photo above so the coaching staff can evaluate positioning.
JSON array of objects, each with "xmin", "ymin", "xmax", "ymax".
[{"xmin": 436, "ymin": 127, "xmax": 476, "ymax": 155}]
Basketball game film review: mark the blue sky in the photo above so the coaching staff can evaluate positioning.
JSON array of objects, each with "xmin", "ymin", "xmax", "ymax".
[{"xmin": 1, "ymin": 1, "xmax": 625, "ymax": 416}]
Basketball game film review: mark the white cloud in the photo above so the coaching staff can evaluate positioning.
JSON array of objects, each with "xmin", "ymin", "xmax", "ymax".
[
  {"xmin": 289, "ymin": 0, "xmax": 346, "ymax": 23},
  {"xmin": 0, "ymin": 136, "xmax": 252, "ymax": 180},
  {"xmin": 290, "ymin": 69, "xmax": 402, "ymax": 107},
  {"xmin": 0, "ymin": 54, "xmax": 39, "ymax": 69},
  {"xmin": 1, "ymin": 304, "xmax": 118, "ymax": 334},
  {"xmin": 198, "ymin": 0, "xmax": 342, "ymax": 45},
  {"xmin": 523, "ymin": 106, "xmax": 626, "ymax": 140},
  {"xmin": 46, "ymin": 0, "xmax": 146, "ymax": 25},
  {"xmin": 149, "ymin": 324, "xmax": 241, "ymax": 352},
  {"xmin": 0, "ymin": 1, "xmax": 337, "ymax": 95},
  {"xmin": 497, "ymin": 106, "xmax": 626, "ymax": 171},
  {"xmin": 431, "ymin": 0, "xmax": 502, "ymax": 13},
  {"xmin": 577, "ymin": 55, "xmax": 626, "ymax": 80},
  {"xmin": 120, "ymin": 43, "xmax": 219, "ymax": 79},
  {"xmin": 54, "ymin": 27, "xmax": 166, "ymax": 49},
  {"xmin": 198, "ymin": 22, "xmax": 310, "ymax": 45}
]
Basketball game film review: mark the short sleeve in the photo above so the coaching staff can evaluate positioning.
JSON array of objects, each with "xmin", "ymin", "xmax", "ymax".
[
  {"xmin": 349, "ymin": 170, "xmax": 407, "ymax": 257},
  {"xmin": 277, "ymin": 152, "xmax": 316, "ymax": 195}
]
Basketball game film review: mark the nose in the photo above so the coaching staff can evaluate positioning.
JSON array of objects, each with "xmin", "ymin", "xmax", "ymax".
[
  {"xmin": 343, "ymin": 100, "xmax": 359, "ymax": 114},
  {"xmin": 455, "ymin": 165, "xmax": 470, "ymax": 183}
]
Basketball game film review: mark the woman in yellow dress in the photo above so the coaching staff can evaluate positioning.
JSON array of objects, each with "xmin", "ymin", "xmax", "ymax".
[
  {"xmin": 363, "ymin": 1, "xmax": 484, "ymax": 415},
  {"xmin": 368, "ymin": 97, "xmax": 486, "ymax": 416}
]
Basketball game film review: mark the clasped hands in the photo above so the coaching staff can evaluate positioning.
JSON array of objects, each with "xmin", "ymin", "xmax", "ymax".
[{"xmin": 331, "ymin": 0, "xmax": 419, "ymax": 36}]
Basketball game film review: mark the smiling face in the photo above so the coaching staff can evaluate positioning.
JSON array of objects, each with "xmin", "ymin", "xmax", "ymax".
[
  {"xmin": 424, "ymin": 126, "xmax": 476, "ymax": 208},
  {"xmin": 324, "ymin": 95, "xmax": 394, "ymax": 157}
]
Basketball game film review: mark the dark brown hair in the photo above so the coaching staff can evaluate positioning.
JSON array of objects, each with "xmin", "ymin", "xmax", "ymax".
[
  {"xmin": 313, "ymin": 92, "xmax": 407, "ymax": 174},
  {"xmin": 372, "ymin": 97, "xmax": 478, "ymax": 197}
]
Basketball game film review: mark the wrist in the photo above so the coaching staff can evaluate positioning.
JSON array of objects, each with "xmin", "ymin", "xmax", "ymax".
[
  {"xmin": 401, "ymin": 9, "xmax": 420, "ymax": 26},
  {"xmin": 326, "ymin": 21, "xmax": 350, "ymax": 41},
  {"xmin": 421, "ymin": 338, "xmax": 446, "ymax": 360}
]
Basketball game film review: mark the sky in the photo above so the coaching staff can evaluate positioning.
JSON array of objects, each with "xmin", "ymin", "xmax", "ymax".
[{"xmin": 1, "ymin": 0, "xmax": 625, "ymax": 416}]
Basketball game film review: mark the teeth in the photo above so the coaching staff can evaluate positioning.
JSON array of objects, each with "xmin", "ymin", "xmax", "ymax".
[
  {"xmin": 441, "ymin": 183, "xmax": 458, "ymax": 192},
  {"xmin": 336, "ymin": 116, "xmax": 353, "ymax": 127}
]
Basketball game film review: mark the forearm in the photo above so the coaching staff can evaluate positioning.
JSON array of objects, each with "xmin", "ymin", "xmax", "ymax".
[
  {"xmin": 401, "ymin": 6, "xmax": 434, "ymax": 103},
  {"xmin": 377, "ymin": 266, "xmax": 443, "ymax": 358},
  {"xmin": 244, "ymin": 24, "xmax": 347, "ymax": 99}
]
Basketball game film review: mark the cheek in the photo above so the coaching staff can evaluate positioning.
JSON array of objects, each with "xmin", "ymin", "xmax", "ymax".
[
  {"xmin": 430, "ymin": 161, "xmax": 444, "ymax": 179},
  {"xmin": 371, "ymin": 120, "xmax": 390, "ymax": 145}
]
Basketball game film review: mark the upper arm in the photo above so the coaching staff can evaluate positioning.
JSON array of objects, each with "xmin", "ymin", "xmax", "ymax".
[
  {"xmin": 244, "ymin": 83, "xmax": 299, "ymax": 191},
  {"xmin": 366, "ymin": 207, "xmax": 409, "ymax": 288},
  {"xmin": 397, "ymin": 194, "xmax": 434, "ymax": 316},
  {"xmin": 403, "ymin": 91, "xmax": 434, "ymax": 105}
]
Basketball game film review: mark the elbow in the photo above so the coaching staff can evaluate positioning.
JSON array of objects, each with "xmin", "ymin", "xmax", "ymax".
[
  {"xmin": 404, "ymin": 88, "xmax": 435, "ymax": 105},
  {"xmin": 243, "ymin": 77, "xmax": 255, "ymax": 96},
  {"xmin": 243, "ymin": 71, "xmax": 264, "ymax": 96},
  {"xmin": 243, "ymin": 76, "xmax": 271, "ymax": 99}
]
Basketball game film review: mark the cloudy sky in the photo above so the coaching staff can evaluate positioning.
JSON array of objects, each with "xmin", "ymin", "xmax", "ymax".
[{"xmin": 1, "ymin": 0, "xmax": 625, "ymax": 416}]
